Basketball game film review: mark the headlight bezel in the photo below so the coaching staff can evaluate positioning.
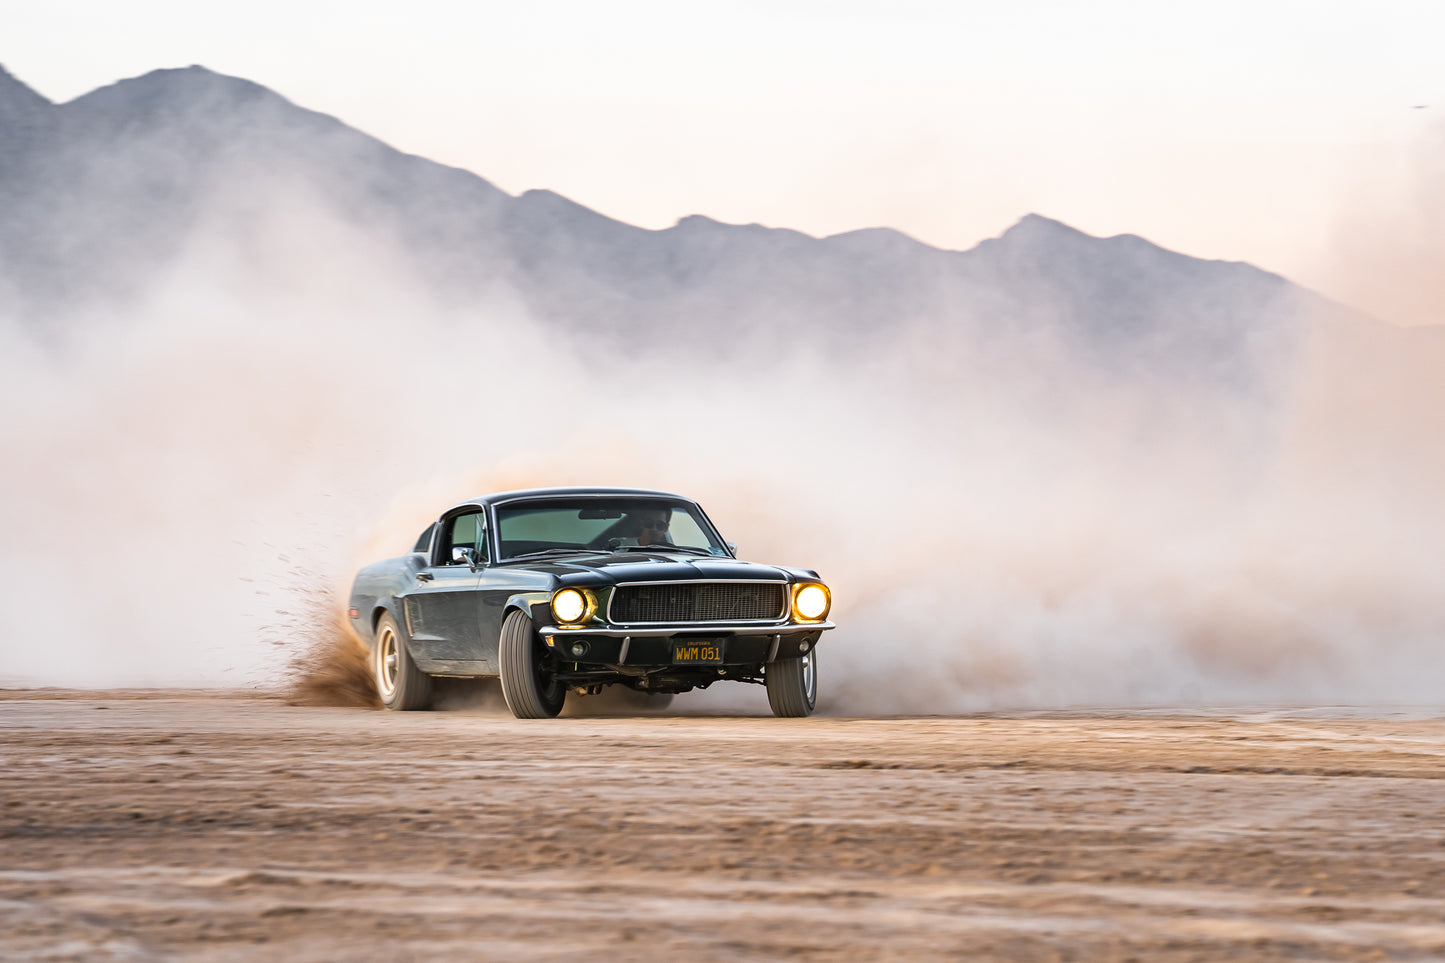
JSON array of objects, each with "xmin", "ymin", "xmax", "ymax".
[
  {"xmin": 791, "ymin": 582, "xmax": 831, "ymax": 622},
  {"xmin": 550, "ymin": 587, "xmax": 595, "ymax": 625}
]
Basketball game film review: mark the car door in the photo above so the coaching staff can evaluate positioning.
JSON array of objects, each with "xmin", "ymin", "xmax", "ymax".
[{"xmin": 403, "ymin": 509, "xmax": 487, "ymax": 662}]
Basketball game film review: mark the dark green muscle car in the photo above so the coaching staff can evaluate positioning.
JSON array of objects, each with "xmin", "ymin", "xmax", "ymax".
[{"xmin": 348, "ymin": 487, "xmax": 834, "ymax": 718}]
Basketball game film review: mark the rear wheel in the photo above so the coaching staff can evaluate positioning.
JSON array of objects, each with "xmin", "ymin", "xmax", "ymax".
[
  {"xmin": 766, "ymin": 650, "xmax": 817, "ymax": 717},
  {"xmin": 498, "ymin": 610, "xmax": 566, "ymax": 719},
  {"xmin": 374, "ymin": 612, "xmax": 433, "ymax": 711}
]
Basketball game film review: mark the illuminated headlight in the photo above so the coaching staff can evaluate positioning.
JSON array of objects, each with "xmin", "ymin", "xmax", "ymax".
[
  {"xmin": 551, "ymin": 588, "xmax": 589, "ymax": 624},
  {"xmin": 791, "ymin": 583, "xmax": 831, "ymax": 622}
]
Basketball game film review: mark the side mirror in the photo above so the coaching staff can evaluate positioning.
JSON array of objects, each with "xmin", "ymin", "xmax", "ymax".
[
  {"xmin": 451, "ymin": 547, "xmax": 480, "ymax": 571},
  {"xmin": 726, "ymin": 541, "xmax": 738, "ymax": 557}
]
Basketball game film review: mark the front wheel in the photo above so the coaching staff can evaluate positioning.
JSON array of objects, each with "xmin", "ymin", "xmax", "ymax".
[
  {"xmin": 374, "ymin": 612, "xmax": 433, "ymax": 711},
  {"xmin": 498, "ymin": 610, "xmax": 566, "ymax": 719},
  {"xmin": 766, "ymin": 650, "xmax": 817, "ymax": 717}
]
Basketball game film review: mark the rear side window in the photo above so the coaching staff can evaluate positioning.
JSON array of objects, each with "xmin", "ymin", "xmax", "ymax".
[{"xmin": 413, "ymin": 523, "xmax": 436, "ymax": 554}]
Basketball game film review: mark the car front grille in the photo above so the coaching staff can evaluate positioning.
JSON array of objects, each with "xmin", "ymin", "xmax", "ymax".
[{"xmin": 609, "ymin": 582, "xmax": 787, "ymax": 624}]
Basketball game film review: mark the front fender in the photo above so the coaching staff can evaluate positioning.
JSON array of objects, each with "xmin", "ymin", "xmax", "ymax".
[{"xmin": 505, "ymin": 592, "xmax": 553, "ymax": 627}]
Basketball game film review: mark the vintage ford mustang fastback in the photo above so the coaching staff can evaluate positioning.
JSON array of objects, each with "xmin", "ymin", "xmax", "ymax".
[{"xmin": 348, "ymin": 487, "xmax": 834, "ymax": 718}]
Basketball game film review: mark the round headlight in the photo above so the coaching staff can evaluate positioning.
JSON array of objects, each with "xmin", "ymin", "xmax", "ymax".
[
  {"xmin": 793, "ymin": 583, "xmax": 830, "ymax": 621},
  {"xmin": 551, "ymin": 588, "xmax": 587, "ymax": 624}
]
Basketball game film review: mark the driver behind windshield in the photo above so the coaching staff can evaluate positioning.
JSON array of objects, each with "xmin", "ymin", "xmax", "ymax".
[{"xmin": 630, "ymin": 507, "xmax": 672, "ymax": 546}]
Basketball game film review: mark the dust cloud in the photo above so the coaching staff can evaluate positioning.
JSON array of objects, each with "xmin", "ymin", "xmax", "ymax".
[
  {"xmin": 1, "ymin": 158, "xmax": 1442, "ymax": 715},
  {"xmin": 1324, "ymin": 118, "xmax": 1445, "ymax": 329}
]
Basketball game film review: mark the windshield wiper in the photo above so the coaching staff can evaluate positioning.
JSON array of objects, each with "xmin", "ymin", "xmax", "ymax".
[
  {"xmin": 617, "ymin": 545, "xmax": 718, "ymax": 556},
  {"xmin": 506, "ymin": 547, "xmax": 607, "ymax": 560}
]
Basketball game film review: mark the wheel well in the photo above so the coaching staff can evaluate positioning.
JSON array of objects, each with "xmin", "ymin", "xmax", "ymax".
[{"xmin": 372, "ymin": 606, "xmax": 390, "ymax": 633}]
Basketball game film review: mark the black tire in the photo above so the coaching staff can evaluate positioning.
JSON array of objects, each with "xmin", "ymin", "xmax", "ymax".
[
  {"xmin": 766, "ymin": 650, "xmax": 817, "ymax": 718},
  {"xmin": 374, "ymin": 612, "xmax": 433, "ymax": 711},
  {"xmin": 498, "ymin": 610, "xmax": 566, "ymax": 719}
]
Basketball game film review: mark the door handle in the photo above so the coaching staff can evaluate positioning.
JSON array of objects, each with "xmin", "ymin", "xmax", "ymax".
[{"xmin": 416, "ymin": 572, "xmax": 434, "ymax": 582}]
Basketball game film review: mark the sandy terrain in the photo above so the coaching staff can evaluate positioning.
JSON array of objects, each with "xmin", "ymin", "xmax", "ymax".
[{"xmin": 2, "ymin": 691, "xmax": 1443, "ymax": 961}]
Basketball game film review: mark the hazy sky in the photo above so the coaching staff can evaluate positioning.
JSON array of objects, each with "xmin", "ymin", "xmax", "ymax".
[{"xmin": 7, "ymin": 0, "xmax": 1443, "ymax": 318}]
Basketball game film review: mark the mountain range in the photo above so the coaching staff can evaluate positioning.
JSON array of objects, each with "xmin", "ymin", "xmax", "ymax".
[{"xmin": 0, "ymin": 63, "xmax": 1360, "ymax": 385}]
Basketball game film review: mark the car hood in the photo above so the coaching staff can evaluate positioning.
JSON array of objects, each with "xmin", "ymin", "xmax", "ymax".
[{"xmin": 513, "ymin": 552, "xmax": 797, "ymax": 583}]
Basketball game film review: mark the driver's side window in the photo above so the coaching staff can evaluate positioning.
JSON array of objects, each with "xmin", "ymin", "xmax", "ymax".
[{"xmin": 438, "ymin": 511, "xmax": 487, "ymax": 565}]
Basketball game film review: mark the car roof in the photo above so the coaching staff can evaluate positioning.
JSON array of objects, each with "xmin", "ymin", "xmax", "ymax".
[{"xmin": 443, "ymin": 486, "xmax": 692, "ymax": 514}]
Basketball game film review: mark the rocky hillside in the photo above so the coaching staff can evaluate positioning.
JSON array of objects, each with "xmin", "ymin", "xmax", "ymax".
[{"xmin": 0, "ymin": 63, "xmax": 1338, "ymax": 385}]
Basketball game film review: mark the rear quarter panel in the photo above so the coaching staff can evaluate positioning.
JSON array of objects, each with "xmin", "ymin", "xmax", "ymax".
[{"xmin": 348, "ymin": 553, "xmax": 428, "ymax": 647}]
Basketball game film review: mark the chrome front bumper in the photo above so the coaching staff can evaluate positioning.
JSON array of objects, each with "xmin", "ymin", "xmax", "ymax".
[
  {"xmin": 539, "ymin": 620, "xmax": 832, "ymax": 665},
  {"xmin": 538, "ymin": 621, "xmax": 835, "ymax": 637}
]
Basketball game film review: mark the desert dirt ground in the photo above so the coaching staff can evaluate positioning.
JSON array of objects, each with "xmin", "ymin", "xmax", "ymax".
[{"xmin": 2, "ymin": 691, "xmax": 1444, "ymax": 961}]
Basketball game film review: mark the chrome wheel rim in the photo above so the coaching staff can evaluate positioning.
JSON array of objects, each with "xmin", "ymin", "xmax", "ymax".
[
  {"xmin": 801, "ymin": 653, "xmax": 816, "ymax": 705},
  {"xmin": 377, "ymin": 625, "xmax": 399, "ymax": 698}
]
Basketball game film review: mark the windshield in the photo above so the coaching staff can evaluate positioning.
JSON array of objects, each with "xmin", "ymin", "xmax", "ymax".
[{"xmin": 495, "ymin": 498, "xmax": 726, "ymax": 560}]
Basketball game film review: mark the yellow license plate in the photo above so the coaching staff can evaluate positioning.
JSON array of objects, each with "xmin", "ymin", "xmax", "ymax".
[{"xmin": 672, "ymin": 641, "xmax": 723, "ymax": 664}]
